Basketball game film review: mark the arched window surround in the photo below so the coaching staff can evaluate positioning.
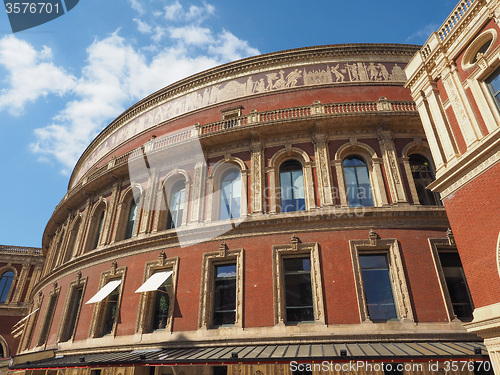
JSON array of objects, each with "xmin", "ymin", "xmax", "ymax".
[
  {"xmin": 153, "ymin": 170, "xmax": 191, "ymax": 232},
  {"xmin": 0, "ymin": 335, "xmax": 8, "ymax": 357},
  {"xmin": 334, "ymin": 142, "xmax": 388, "ymax": 207},
  {"xmin": 208, "ymin": 157, "xmax": 248, "ymax": 221},
  {"xmin": 0, "ymin": 267, "xmax": 17, "ymax": 304},
  {"xmin": 268, "ymin": 147, "xmax": 316, "ymax": 214},
  {"xmin": 61, "ymin": 214, "xmax": 83, "ymax": 264},
  {"xmin": 401, "ymin": 142, "xmax": 441, "ymax": 206},
  {"xmin": 113, "ymin": 185, "xmax": 143, "ymax": 242},
  {"xmin": 84, "ymin": 198, "xmax": 108, "ymax": 252}
]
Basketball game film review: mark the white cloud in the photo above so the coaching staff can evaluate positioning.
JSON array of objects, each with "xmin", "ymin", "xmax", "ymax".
[
  {"xmin": 164, "ymin": 1, "xmax": 183, "ymax": 21},
  {"xmin": 0, "ymin": 36, "xmax": 76, "ymax": 116},
  {"xmin": 169, "ymin": 25, "xmax": 214, "ymax": 45},
  {"xmin": 406, "ymin": 23, "xmax": 438, "ymax": 43},
  {"xmin": 134, "ymin": 18, "xmax": 152, "ymax": 34},
  {"xmin": 23, "ymin": 1, "xmax": 260, "ymax": 173}
]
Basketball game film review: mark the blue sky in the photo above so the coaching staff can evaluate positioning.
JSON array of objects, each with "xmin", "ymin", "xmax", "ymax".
[{"xmin": 0, "ymin": 0, "xmax": 457, "ymax": 248}]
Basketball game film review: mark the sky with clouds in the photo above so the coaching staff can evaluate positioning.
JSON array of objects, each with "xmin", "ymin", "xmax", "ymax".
[{"xmin": 0, "ymin": 0, "xmax": 457, "ymax": 247}]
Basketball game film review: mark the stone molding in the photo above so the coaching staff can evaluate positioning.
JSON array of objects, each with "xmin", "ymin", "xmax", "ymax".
[
  {"xmin": 198, "ymin": 243, "xmax": 244, "ymax": 329},
  {"xmin": 136, "ymin": 252, "xmax": 179, "ymax": 334},
  {"xmin": 88, "ymin": 263, "xmax": 127, "ymax": 339},
  {"xmin": 272, "ymin": 235, "xmax": 325, "ymax": 326},
  {"xmin": 349, "ymin": 233, "xmax": 414, "ymax": 323},
  {"xmin": 57, "ymin": 272, "xmax": 87, "ymax": 343}
]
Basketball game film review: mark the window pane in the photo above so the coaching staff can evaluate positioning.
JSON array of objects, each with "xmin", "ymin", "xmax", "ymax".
[
  {"xmin": 410, "ymin": 155, "xmax": 440, "ymax": 205},
  {"xmin": 213, "ymin": 264, "xmax": 236, "ymax": 326},
  {"xmin": 169, "ymin": 182, "xmax": 185, "ymax": 229},
  {"xmin": 125, "ymin": 200, "xmax": 138, "ymax": 239},
  {"xmin": 280, "ymin": 161, "xmax": 305, "ymax": 213},
  {"xmin": 343, "ymin": 156, "xmax": 374, "ymax": 207},
  {"xmin": 283, "ymin": 257, "xmax": 314, "ymax": 322},
  {"xmin": 0, "ymin": 271, "xmax": 14, "ymax": 303},
  {"xmin": 359, "ymin": 254, "xmax": 397, "ymax": 321},
  {"xmin": 220, "ymin": 169, "xmax": 241, "ymax": 219},
  {"xmin": 439, "ymin": 252, "xmax": 474, "ymax": 320},
  {"xmin": 102, "ymin": 288, "xmax": 119, "ymax": 335}
]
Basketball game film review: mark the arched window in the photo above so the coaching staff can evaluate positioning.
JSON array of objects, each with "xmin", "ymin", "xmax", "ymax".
[
  {"xmin": 0, "ymin": 271, "xmax": 14, "ymax": 303},
  {"xmin": 343, "ymin": 156, "xmax": 374, "ymax": 207},
  {"xmin": 63, "ymin": 218, "xmax": 81, "ymax": 263},
  {"xmin": 279, "ymin": 160, "xmax": 305, "ymax": 212},
  {"xmin": 220, "ymin": 169, "xmax": 241, "ymax": 220},
  {"xmin": 409, "ymin": 155, "xmax": 441, "ymax": 206},
  {"xmin": 167, "ymin": 181, "xmax": 185, "ymax": 229},
  {"xmin": 124, "ymin": 198, "xmax": 139, "ymax": 239},
  {"xmin": 91, "ymin": 211, "xmax": 105, "ymax": 250}
]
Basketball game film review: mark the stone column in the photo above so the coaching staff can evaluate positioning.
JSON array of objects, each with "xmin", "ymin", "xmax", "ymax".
[
  {"xmin": 334, "ymin": 160, "xmax": 348, "ymax": 207},
  {"xmin": 313, "ymin": 134, "xmax": 334, "ymax": 207},
  {"xmin": 250, "ymin": 141, "xmax": 264, "ymax": 214},
  {"xmin": 11, "ymin": 264, "xmax": 30, "ymax": 303},
  {"xmin": 401, "ymin": 157, "xmax": 421, "ymax": 204},
  {"xmin": 372, "ymin": 158, "xmax": 390, "ymax": 206},
  {"xmin": 190, "ymin": 161, "xmax": 207, "ymax": 223},
  {"xmin": 139, "ymin": 171, "xmax": 159, "ymax": 235},
  {"xmin": 378, "ymin": 131, "xmax": 408, "ymax": 204}
]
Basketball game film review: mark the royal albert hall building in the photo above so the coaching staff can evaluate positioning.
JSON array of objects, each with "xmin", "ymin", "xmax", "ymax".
[{"xmin": 8, "ymin": 44, "xmax": 493, "ymax": 375}]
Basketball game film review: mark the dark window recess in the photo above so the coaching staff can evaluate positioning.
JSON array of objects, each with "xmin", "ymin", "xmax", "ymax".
[
  {"xmin": 167, "ymin": 181, "xmax": 185, "ymax": 229},
  {"xmin": 409, "ymin": 155, "xmax": 441, "ymax": 205},
  {"xmin": 343, "ymin": 156, "xmax": 374, "ymax": 207},
  {"xmin": 92, "ymin": 211, "xmax": 105, "ymax": 250},
  {"xmin": 90, "ymin": 370, "xmax": 101, "ymax": 375},
  {"xmin": 38, "ymin": 294, "xmax": 58, "ymax": 345},
  {"xmin": 0, "ymin": 271, "xmax": 14, "ymax": 303},
  {"xmin": 283, "ymin": 257, "xmax": 314, "ymax": 323},
  {"xmin": 486, "ymin": 66, "xmax": 500, "ymax": 111},
  {"xmin": 213, "ymin": 366, "xmax": 228, "ymax": 375},
  {"xmin": 124, "ymin": 199, "xmax": 139, "ymax": 239},
  {"xmin": 152, "ymin": 282, "xmax": 170, "ymax": 331},
  {"xmin": 61, "ymin": 287, "xmax": 84, "ymax": 341},
  {"xmin": 472, "ymin": 39, "xmax": 492, "ymax": 64},
  {"xmin": 279, "ymin": 160, "xmax": 306, "ymax": 212},
  {"xmin": 213, "ymin": 264, "xmax": 237, "ymax": 326},
  {"xmin": 101, "ymin": 285, "xmax": 120, "ymax": 335},
  {"xmin": 359, "ymin": 254, "xmax": 398, "ymax": 321},
  {"xmin": 439, "ymin": 251, "xmax": 474, "ymax": 320}
]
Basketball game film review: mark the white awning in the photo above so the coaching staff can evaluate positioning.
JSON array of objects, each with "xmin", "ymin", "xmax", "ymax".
[
  {"xmin": 16, "ymin": 308, "xmax": 40, "ymax": 325},
  {"xmin": 135, "ymin": 270, "xmax": 173, "ymax": 293},
  {"xmin": 86, "ymin": 279, "xmax": 121, "ymax": 304}
]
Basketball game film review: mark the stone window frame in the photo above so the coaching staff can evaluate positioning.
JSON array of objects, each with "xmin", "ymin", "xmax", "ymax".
[
  {"xmin": 36, "ymin": 282, "xmax": 61, "ymax": 348},
  {"xmin": 83, "ymin": 198, "xmax": 108, "ymax": 252},
  {"xmin": 113, "ymin": 184, "xmax": 144, "ymax": 241},
  {"xmin": 153, "ymin": 169, "xmax": 191, "ymax": 232},
  {"xmin": 461, "ymin": 29, "xmax": 497, "ymax": 71},
  {"xmin": 57, "ymin": 272, "xmax": 87, "ymax": 343},
  {"xmin": 136, "ymin": 252, "xmax": 179, "ymax": 334},
  {"xmin": 21, "ymin": 292, "xmax": 43, "ymax": 351},
  {"xmin": 401, "ymin": 141, "xmax": 439, "ymax": 206},
  {"xmin": 207, "ymin": 157, "xmax": 248, "ymax": 221},
  {"xmin": 429, "ymin": 232, "xmax": 473, "ymax": 322},
  {"xmin": 349, "ymin": 232, "xmax": 414, "ymax": 323},
  {"xmin": 464, "ymin": 36, "xmax": 500, "ymax": 133},
  {"xmin": 272, "ymin": 235, "xmax": 325, "ymax": 326},
  {"xmin": 88, "ymin": 262, "xmax": 127, "ymax": 339},
  {"xmin": 61, "ymin": 214, "xmax": 83, "ymax": 265},
  {"xmin": 334, "ymin": 141, "xmax": 389, "ymax": 208},
  {"xmin": 268, "ymin": 147, "xmax": 316, "ymax": 214},
  {"xmin": 0, "ymin": 335, "xmax": 8, "ymax": 357},
  {"xmin": 0, "ymin": 265, "xmax": 17, "ymax": 304},
  {"xmin": 198, "ymin": 242, "xmax": 244, "ymax": 329}
]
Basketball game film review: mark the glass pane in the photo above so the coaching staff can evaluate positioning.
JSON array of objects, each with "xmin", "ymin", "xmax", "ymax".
[
  {"xmin": 343, "ymin": 157, "xmax": 366, "ymax": 167},
  {"xmin": 283, "ymin": 257, "xmax": 314, "ymax": 322},
  {"xmin": 280, "ymin": 161, "xmax": 305, "ymax": 213},
  {"xmin": 0, "ymin": 271, "xmax": 14, "ymax": 303},
  {"xmin": 220, "ymin": 169, "xmax": 241, "ymax": 219},
  {"xmin": 359, "ymin": 255, "xmax": 397, "ymax": 321},
  {"xmin": 213, "ymin": 264, "xmax": 236, "ymax": 326},
  {"xmin": 292, "ymin": 170, "xmax": 305, "ymax": 199},
  {"xmin": 280, "ymin": 171, "xmax": 293, "ymax": 201},
  {"xmin": 216, "ymin": 264, "xmax": 237, "ymax": 278},
  {"xmin": 488, "ymin": 70, "xmax": 500, "ymax": 93}
]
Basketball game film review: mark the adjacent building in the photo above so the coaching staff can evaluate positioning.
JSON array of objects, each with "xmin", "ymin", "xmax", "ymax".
[{"xmin": 405, "ymin": 0, "xmax": 500, "ymax": 371}]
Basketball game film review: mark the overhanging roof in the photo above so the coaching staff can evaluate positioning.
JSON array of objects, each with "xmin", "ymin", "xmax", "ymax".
[{"xmin": 9, "ymin": 341, "xmax": 489, "ymax": 369}]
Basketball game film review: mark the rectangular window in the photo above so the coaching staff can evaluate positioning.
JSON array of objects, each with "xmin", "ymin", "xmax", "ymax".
[
  {"xmin": 101, "ymin": 286, "xmax": 120, "ymax": 335},
  {"xmin": 37, "ymin": 294, "xmax": 58, "ymax": 346},
  {"xmin": 438, "ymin": 251, "xmax": 474, "ymax": 320},
  {"xmin": 283, "ymin": 257, "xmax": 314, "ymax": 323},
  {"xmin": 212, "ymin": 264, "xmax": 236, "ymax": 326},
  {"xmin": 359, "ymin": 254, "xmax": 397, "ymax": 321},
  {"xmin": 61, "ymin": 287, "xmax": 84, "ymax": 342},
  {"xmin": 486, "ymin": 66, "xmax": 500, "ymax": 110}
]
